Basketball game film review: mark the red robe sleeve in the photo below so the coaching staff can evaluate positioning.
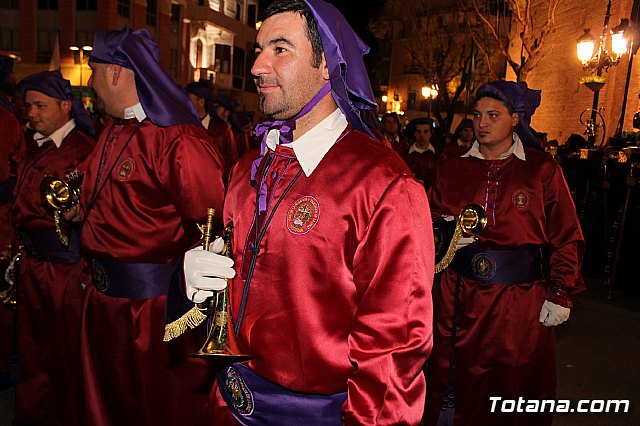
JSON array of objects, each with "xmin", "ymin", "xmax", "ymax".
[{"xmin": 344, "ymin": 175, "xmax": 434, "ymax": 425}]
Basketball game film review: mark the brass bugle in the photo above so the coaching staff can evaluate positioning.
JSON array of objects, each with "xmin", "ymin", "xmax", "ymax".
[
  {"xmin": 39, "ymin": 171, "xmax": 82, "ymax": 247},
  {"xmin": 192, "ymin": 216, "xmax": 250, "ymax": 360},
  {"xmin": 434, "ymin": 203, "xmax": 487, "ymax": 273}
]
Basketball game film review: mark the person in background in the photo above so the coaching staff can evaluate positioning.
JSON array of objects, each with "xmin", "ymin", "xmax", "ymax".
[
  {"xmin": 180, "ymin": 0, "xmax": 434, "ymax": 424},
  {"xmin": 426, "ymin": 80, "xmax": 585, "ymax": 426},
  {"xmin": 442, "ymin": 117, "xmax": 474, "ymax": 160},
  {"xmin": 70, "ymin": 27, "xmax": 225, "ymax": 425},
  {"xmin": 12, "ymin": 71, "xmax": 96, "ymax": 425},
  {"xmin": 403, "ymin": 117, "xmax": 440, "ymax": 191},
  {"xmin": 381, "ymin": 111, "xmax": 408, "ymax": 155}
]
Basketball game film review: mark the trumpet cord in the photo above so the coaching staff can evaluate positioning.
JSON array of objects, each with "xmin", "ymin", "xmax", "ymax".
[{"xmin": 234, "ymin": 158, "xmax": 303, "ymax": 335}]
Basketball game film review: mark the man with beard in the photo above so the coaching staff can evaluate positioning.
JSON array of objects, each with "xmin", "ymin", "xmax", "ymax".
[{"xmin": 180, "ymin": 1, "xmax": 435, "ymax": 424}]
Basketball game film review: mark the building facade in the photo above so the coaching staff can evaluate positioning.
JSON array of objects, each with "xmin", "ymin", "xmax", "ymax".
[{"xmin": 0, "ymin": 0, "xmax": 260, "ymax": 114}]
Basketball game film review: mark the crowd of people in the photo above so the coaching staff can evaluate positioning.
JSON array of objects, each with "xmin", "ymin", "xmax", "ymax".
[{"xmin": 0, "ymin": 0, "xmax": 586, "ymax": 425}]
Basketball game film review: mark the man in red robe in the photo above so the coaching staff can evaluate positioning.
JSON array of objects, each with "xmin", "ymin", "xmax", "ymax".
[
  {"xmin": 426, "ymin": 80, "xmax": 586, "ymax": 426},
  {"xmin": 403, "ymin": 117, "xmax": 440, "ymax": 191},
  {"xmin": 70, "ymin": 27, "xmax": 225, "ymax": 425},
  {"xmin": 186, "ymin": 81, "xmax": 238, "ymax": 183},
  {"xmin": 180, "ymin": 0, "xmax": 434, "ymax": 424},
  {"xmin": 12, "ymin": 71, "xmax": 96, "ymax": 425},
  {"xmin": 0, "ymin": 54, "xmax": 23, "ymax": 392}
]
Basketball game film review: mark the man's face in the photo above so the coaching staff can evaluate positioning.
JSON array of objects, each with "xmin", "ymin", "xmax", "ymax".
[
  {"xmin": 188, "ymin": 93, "xmax": 206, "ymax": 118},
  {"xmin": 383, "ymin": 117, "xmax": 399, "ymax": 135},
  {"xmin": 414, "ymin": 123, "xmax": 432, "ymax": 147},
  {"xmin": 472, "ymin": 97, "xmax": 518, "ymax": 149},
  {"xmin": 24, "ymin": 90, "xmax": 71, "ymax": 136},
  {"xmin": 87, "ymin": 62, "xmax": 116, "ymax": 115},
  {"xmin": 459, "ymin": 127, "xmax": 474, "ymax": 144},
  {"xmin": 251, "ymin": 11, "xmax": 327, "ymax": 120}
]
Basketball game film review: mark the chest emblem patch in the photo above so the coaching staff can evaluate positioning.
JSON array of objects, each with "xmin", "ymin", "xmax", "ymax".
[
  {"xmin": 512, "ymin": 189, "xmax": 530, "ymax": 209},
  {"xmin": 472, "ymin": 253, "xmax": 497, "ymax": 281},
  {"xmin": 286, "ymin": 196, "xmax": 320, "ymax": 235},
  {"xmin": 117, "ymin": 158, "xmax": 135, "ymax": 181}
]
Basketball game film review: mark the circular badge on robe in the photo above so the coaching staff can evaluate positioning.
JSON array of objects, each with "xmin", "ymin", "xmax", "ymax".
[
  {"xmin": 471, "ymin": 253, "xmax": 496, "ymax": 281},
  {"xmin": 225, "ymin": 366, "xmax": 254, "ymax": 416},
  {"xmin": 512, "ymin": 189, "xmax": 530, "ymax": 209},
  {"xmin": 117, "ymin": 158, "xmax": 135, "ymax": 181},
  {"xmin": 91, "ymin": 259, "xmax": 110, "ymax": 292},
  {"xmin": 286, "ymin": 196, "xmax": 320, "ymax": 235}
]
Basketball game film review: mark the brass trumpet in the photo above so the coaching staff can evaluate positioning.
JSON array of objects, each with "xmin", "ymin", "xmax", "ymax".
[
  {"xmin": 434, "ymin": 203, "xmax": 487, "ymax": 273},
  {"xmin": 40, "ymin": 170, "xmax": 82, "ymax": 247},
  {"xmin": 192, "ymin": 209, "xmax": 249, "ymax": 360}
]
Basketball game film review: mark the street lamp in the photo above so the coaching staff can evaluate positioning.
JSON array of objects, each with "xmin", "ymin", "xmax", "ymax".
[
  {"xmin": 422, "ymin": 84, "xmax": 438, "ymax": 118},
  {"xmin": 576, "ymin": 0, "xmax": 629, "ymax": 144},
  {"xmin": 69, "ymin": 45, "xmax": 93, "ymax": 88}
]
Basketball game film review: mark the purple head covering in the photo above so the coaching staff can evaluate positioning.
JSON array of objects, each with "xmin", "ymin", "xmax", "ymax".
[
  {"xmin": 0, "ymin": 54, "xmax": 14, "ymax": 111},
  {"xmin": 302, "ymin": 0, "xmax": 377, "ymax": 137},
  {"xmin": 475, "ymin": 80, "xmax": 542, "ymax": 150},
  {"xmin": 90, "ymin": 27, "xmax": 200, "ymax": 127},
  {"xmin": 185, "ymin": 80, "xmax": 214, "ymax": 115},
  {"xmin": 17, "ymin": 71, "xmax": 95, "ymax": 138}
]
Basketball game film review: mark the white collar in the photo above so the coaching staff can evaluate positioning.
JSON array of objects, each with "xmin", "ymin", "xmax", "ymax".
[
  {"xmin": 266, "ymin": 108, "xmax": 348, "ymax": 177},
  {"xmin": 457, "ymin": 138, "xmax": 472, "ymax": 147},
  {"xmin": 31, "ymin": 119, "xmax": 76, "ymax": 148},
  {"xmin": 123, "ymin": 103, "xmax": 147, "ymax": 122},
  {"xmin": 408, "ymin": 143, "xmax": 435, "ymax": 154},
  {"xmin": 462, "ymin": 133, "xmax": 526, "ymax": 161},
  {"xmin": 201, "ymin": 113, "xmax": 211, "ymax": 129}
]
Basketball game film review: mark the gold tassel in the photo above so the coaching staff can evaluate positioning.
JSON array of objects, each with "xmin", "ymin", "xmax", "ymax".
[
  {"xmin": 435, "ymin": 225, "xmax": 463, "ymax": 274},
  {"xmin": 163, "ymin": 307, "xmax": 208, "ymax": 342}
]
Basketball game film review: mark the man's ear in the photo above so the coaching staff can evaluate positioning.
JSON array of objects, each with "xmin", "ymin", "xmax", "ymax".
[
  {"xmin": 321, "ymin": 53, "xmax": 330, "ymax": 81},
  {"xmin": 111, "ymin": 64, "xmax": 123, "ymax": 86},
  {"xmin": 511, "ymin": 113, "xmax": 520, "ymax": 127},
  {"xmin": 60, "ymin": 100, "xmax": 72, "ymax": 116}
]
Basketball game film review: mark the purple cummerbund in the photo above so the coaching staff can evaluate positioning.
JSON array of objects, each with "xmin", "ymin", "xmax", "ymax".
[
  {"xmin": 217, "ymin": 363, "xmax": 346, "ymax": 425},
  {"xmin": 21, "ymin": 228, "xmax": 81, "ymax": 263},
  {"xmin": 90, "ymin": 257, "xmax": 179, "ymax": 299},
  {"xmin": 451, "ymin": 245, "xmax": 543, "ymax": 285}
]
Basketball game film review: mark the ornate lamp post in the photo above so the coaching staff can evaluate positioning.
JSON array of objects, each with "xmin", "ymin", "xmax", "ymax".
[
  {"xmin": 421, "ymin": 83, "xmax": 438, "ymax": 118},
  {"xmin": 576, "ymin": 0, "xmax": 629, "ymax": 145},
  {"xmin": 69, "ymin": 45, "xmax": 93, "ymax": 89}
]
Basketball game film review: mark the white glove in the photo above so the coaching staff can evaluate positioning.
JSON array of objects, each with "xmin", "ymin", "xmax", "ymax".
[
  {"xmin": 443, "ymin": 216, "xmax": 477, "ymax": 250},
  {"xmin": 538, "ymin": 300, "xmax": 570, "ymax": 327},
  {"xmin": 184, "ymin": 237, "xmax": 235, "ymax": 303}
]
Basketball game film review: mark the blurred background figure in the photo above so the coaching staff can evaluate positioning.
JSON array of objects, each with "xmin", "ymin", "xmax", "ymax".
[{"xmin": 403, "ymin": 117, "xmax": 440, "ymax": 191}]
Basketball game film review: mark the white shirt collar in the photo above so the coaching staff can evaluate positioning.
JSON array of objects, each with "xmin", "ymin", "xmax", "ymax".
[
  {"xmin": 462, "ymin": 133, "xmax": 526, "ymax": 161},
  {"xmin": 408, "ymin": 143, "xmax": 435, "ymax": 154},
  {"xmin": 265, "ymin": 108, "xmax": 348, "ymax": 177},
  {"xmin": 31, "ymin": 119, "xmax": 76, "ymax": 148},
  {"xmin": 123, "ymin": 103, "xmax": 147, "ymax": 122},
  {"xmin": 201, "ymin": 113, "xmax": 211, "ymax": 129}
]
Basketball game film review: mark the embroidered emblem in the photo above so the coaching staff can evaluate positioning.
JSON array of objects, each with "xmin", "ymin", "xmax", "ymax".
[
  {"xmin": 117, "ymin": 158, "xmax": 135, "ymax": 181},
  {"xmin": 471, "ymin": 253, "xmax": 496, "ymax": 281},
  {"xmin": 225, "ymin": 366, "xmax": 254, "ymax": 416},
  {"xmin": 286, "ymin": 196, "xmax": 320, "ymax": 235},
  {"xmin": 512, "ymin": 189, "xmax": 530, "ymax": 209},
  {"xmin": 91, "ymin": 260, "xmax": 110, "ymax": 292}
]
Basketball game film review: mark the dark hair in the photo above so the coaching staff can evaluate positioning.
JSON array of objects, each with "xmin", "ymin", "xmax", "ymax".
[
  {"xmin": 381, "ymin": 112, "xmax": 402, "ymax": 129},
  {"xmin": 262, "ymin": 0, "xmax": 324, "ymax": 68},
  {"xmin": 473, "ymin": 92, "xmax": 514, "ymax": 115},
  {"xmin": 406, "ymin": 117, "xmax": 434, "ymax": 137}
]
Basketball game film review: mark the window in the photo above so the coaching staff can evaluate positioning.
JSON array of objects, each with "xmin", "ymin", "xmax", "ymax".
[
  {"xmin": 171, "ymin": 4, "xmax": 181, "ymax": 25},
  {"xmin": 407, "ymin": 91, "xmax": 417, "ymax": 110},
  {"xmin": 0, "ymin": 29, "xmax": 19, "ymax": 51},
  {"xmin": 232, "ymin": 47, "xmax": 244, "ymax": 90},
  {"xmin": 215, "ymin": 44, "xmax": 231, "ymax": 73},
  {"xmin": 247, "ymin": 4, "xmax": 256, "ymax": 28},
  {"xmin": 37, "ymin": 31, "xmax": 56, "ymax": 63},
  {"xmin": 235, "ymin": 1, "xmax": 243, "ymax": 21},
  {"xmin": 169, "ymin": 48, "xmax": 178, "ymax": 78},
  {"xmin": 117, "ymin": 0, "xmax": 130, "ymax": 17},
  {"xmin": 0, "ymin": 0, "xmax": 19, "ymax": 8},
  {"xmin": 38, "ymin": 0, "xmax": 58, "ymax": 9},
  {"xmin": 76, "ymin": 0, "xmax": 96, "ymax": 10},
  {"xmin": 146, "ymin": 0, "xmax": 157, "ymax": 26}
]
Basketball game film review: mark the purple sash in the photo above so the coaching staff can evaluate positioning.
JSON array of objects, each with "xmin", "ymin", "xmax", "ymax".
[
  {"xmin": 451, "ymin": 246, "xmax": 542, "ymax": 285},
  {"xmin": 91, "ymin": 258, "xmax": 178, "ymax": 299},
  {"xmin": 21, "ymin": 228, "xmax": 81, "ymax": 263},
  {"xmin": 217, "ymin": 363, "xmax": 346, "ymax": 425}
]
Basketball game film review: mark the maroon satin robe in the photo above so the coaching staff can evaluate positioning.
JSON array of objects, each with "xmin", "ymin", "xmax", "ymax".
[
  {"xmin": 12, "ymin": 128, "xmax": 96, "ymax": 426},
  {"xmin": 215, "ymin": 129, "xmax": 434, "ymax": 425},
  {"xmin": 426, "ymin": 147, "xmax": 586, "ymax": 426},
  {"xmin": 78, "ymin": 119, "xmax": 225, "ymax": 426},
  {"xmin": 207, "ymin": 119, "xmax": 238, "ymax": 182},
  {"xmin": 403, "ymin": 148, "xmax": 438, "ymax": 190},
  {"xmin": 0, "ymin": 107, "xmax": 22, "ymax": 377}
]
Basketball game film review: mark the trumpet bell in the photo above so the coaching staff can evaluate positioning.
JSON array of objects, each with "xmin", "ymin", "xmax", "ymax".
[
  {"xmin": 40, "ymin": 176, "xmax": 80, "ymax": 211},
  {"xmin": 458, "ymin": 203, "xmax": 487, "ymax": 236}
]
